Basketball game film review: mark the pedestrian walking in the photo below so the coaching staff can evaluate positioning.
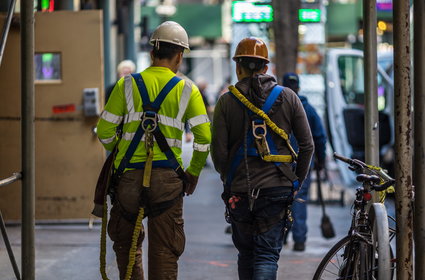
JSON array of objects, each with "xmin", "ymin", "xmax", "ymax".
[
  {"xmin": 282, "ymin": 72, "xmax": 327, "ymax": 251},
  {"xmin": 105, "ymin": 59, "xmax": 137, "ymax": 103},
  {"xmin": 211, "ymin": 37, "xmax": 314, "ymax": 279},
  {"xmin": 96, "ymin": 21, "xmax": 211, "ymax": 280}
]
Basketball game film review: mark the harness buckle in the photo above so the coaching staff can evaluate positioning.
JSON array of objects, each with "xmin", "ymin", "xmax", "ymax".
[
  {"xmin": 141, "ymin": 111, "xmax": 158, "ymax": 133},
  {"xmin": 249, "ymin": 188, "xmax": 260, "ymax": 211},
  {"xmin": 250, "ymin": 188, "xmax": 260, "ymax": 199},
  {"xmin": 252, "ymin": 121, "xmax": 267, "ymax": 139},
  {"xmin": 254, "ymin": 135, "xmax": 271, "ymax": 158},
  {"xmin": 252, "ymin": 121, "xmax": 271, "ymax": 158}
]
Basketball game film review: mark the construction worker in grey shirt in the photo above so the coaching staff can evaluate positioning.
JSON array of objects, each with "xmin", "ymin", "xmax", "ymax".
[{"xmin": 211, "ymin": 37, "xmax": 314, "ymax": 279}]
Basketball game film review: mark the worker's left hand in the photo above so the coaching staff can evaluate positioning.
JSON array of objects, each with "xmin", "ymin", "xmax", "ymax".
[{"xmin": 184, "ymin": 171, "xmax": 199, "ymax": 196}]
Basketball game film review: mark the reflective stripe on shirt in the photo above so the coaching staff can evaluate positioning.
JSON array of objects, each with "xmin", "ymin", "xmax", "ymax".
[
  {"xmin": 99, "ymin": 135, "xmax": 115, "ymax": 144},
  {"xmin": 176, "ymin": 80, "xmax": 192, "ymax": 121},
  {"xmin": 124, "ymin": 75, "xmax": 135, "ymax": 115},
  {"xmin": 117, "ymin": 111, "xmax": 185, "ymax": 131},
  {"xmin": 188, "ymin": 114, "xmax": 209, "ymax": 128},
  {"xmin": 100, "ymin": 110, "xmax": 123, "ymax": 124},
  {"xmin": 122, "ymin": 132, "xmax": 182, "ymax": 148},
  {"xmin": 193, "ymin": 142, "xmax": 210, "ymax": 152}
]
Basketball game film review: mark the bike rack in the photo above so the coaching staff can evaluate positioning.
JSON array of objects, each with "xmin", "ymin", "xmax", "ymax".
[{"xmin": 0, "ymin": 172, "xmax": 22, "ymax": 280}]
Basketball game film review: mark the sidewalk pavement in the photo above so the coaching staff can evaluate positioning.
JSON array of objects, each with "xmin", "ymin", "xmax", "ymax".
[{"xmin": 0, "ymin": 144, "xmax": 355, "ymax": 280}]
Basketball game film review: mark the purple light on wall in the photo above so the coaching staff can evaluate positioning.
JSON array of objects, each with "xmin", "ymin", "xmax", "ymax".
[{"xmin": 377, "ymin": 0, "xmax": 392, "ymax": 11}]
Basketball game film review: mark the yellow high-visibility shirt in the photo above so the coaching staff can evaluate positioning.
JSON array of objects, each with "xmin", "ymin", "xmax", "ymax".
[{"xmin": 97, "ymin": 66, "xmax": 211, "ymax": 176}]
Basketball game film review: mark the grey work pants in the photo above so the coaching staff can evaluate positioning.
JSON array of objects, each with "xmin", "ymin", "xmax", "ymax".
[{"xmin": 107, "ymin": 168, "xmax": 185, "ymax": 280}]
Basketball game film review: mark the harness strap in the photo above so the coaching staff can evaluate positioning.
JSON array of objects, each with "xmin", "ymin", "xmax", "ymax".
[
  {"xmin": 131, "ymin": 73, "xmax": 187, "ymax": 184},
  {"xmin": 118, "ymin": 73, "xmax": 181, "ymax": 176},
  {"xmin": 225, "ymin": 85, "xmax": 298, "ymax": 190},
  {"xmin": 229, "ymin": 85, "xmax": 298, "ymax": 160}
]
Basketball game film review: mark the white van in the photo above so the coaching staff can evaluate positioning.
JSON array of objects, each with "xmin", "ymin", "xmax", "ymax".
[{"xmin": 325, "ymin": 48, "xmax": 394, "ymax": 185}]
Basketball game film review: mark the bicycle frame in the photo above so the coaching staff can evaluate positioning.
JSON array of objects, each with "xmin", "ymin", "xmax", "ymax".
[{"xmin": 312, "ymin": 153, "xmax": 395, "ymax": 280}]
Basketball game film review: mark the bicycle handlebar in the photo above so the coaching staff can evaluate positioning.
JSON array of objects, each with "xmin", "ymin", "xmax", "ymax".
[
  {"xmin": 333, "ymin": 152, "xmax": 395, "ymax": 190},
  {"xmin": 372, "ymin": 179, "xmax": 396, "ymax": 192}
]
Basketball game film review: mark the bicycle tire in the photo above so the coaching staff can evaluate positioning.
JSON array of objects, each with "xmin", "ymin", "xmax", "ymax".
[
  {"xmin": 313, "ymin": 235, "xmax": 359, "ymax": 280},
  {"xmin": 370, "ymin": 203, "xmax": 394, "ymax": 280}
]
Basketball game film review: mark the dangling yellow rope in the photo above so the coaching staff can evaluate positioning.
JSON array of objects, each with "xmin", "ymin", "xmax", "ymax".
[
  {"xmin": 124, "ymin": 207, "xmax": 145, "ymax": 280},
  {"xmin": 143, "ymin": 149, "xmax": 154, "ymax": 187},
  {"xmin": 228, "ymin": 85, "xmax": 298, "ymax": 160}
]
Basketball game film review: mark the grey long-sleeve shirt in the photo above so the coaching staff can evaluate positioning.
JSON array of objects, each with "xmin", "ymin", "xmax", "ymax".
[{"xmin": 211, "ymin": 74, "xmax": 314, "ymax": 193}]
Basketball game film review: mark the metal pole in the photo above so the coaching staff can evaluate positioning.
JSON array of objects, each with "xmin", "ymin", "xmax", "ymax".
[
  {"xmin": 363, "ymin": 0, "xmax": 379, "ymax": 168},
  {"xmin": 0, "ymin": 210, "xmax": 21, "ymax": 280},
  {"xmin": 414, "ymin": 0, "xmax": 425, "ymax": 277},
  {"xmin": 21, "ymin": 0, "xmax": 35, "ymax": 279},
  {"xmin": 100, "ymin": 0, "xmax": 112, "ymax": 91},
  {"xmin": 0, "ymin": 0, "xmax": 16, "ymax": 66},
  {"xmin": 125, "ymin": 0, "xmax": 136, "ymax": 62},
  {"xmin": 394, "ymin": 0, "xmax": 414, "ymax": 279}
]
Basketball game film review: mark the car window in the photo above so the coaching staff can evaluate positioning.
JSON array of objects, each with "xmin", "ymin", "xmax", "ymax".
[{"xmin": 338, "ymin": 55, "xmax": 388, "ymax": 111}]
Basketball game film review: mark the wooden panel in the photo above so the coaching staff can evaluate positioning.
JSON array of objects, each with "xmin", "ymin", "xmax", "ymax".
[{"xmin": 0, "ymin": 11, "xmax": 105, "ymax": 220}]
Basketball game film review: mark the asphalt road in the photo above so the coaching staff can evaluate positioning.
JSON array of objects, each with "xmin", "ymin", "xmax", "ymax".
[{"xmin": 0, "ymin": 143, "xmax": 357, "ymax": 280}]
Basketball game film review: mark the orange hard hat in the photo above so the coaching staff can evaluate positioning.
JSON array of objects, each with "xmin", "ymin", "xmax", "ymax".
[{"xmin": 232, "ymin": 37, "xmax": 269, "ymax": 63}]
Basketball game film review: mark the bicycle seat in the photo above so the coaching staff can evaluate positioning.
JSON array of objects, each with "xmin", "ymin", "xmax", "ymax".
[{"xmin": 356, "ymin": 174, "xmax": 381, "ymax": 184}]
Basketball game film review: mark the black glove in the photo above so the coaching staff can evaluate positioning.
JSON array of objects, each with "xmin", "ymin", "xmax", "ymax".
[{"xmin": 184, "ymin": 171, "xmax": 199, "ymax": 196}]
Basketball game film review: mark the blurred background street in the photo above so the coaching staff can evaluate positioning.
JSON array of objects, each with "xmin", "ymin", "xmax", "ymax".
[{"xmin": 0, "ymin": 0, "xmax": 420, "ymax": 278}]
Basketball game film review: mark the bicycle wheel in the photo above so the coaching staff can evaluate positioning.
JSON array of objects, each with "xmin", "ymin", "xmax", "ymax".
[
  {"xmin": 370, "ymin": 203, "xmax": 394, "ymax": 280},
  {"xmin": 313, "ymin": 235, "xmax": 368, "ymax": 280}
]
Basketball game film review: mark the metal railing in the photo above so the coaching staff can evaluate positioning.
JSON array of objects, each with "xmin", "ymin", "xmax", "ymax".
[
  {"xmin": 0, "ymin": 172, "xmax": 21, "ymax": 187},
  {"xmin": 0, "ymin": 0, "xmax": 16, "ymax": 66},
  {"xmin": 0, "ymin": 172, "xmax": 22, "ymax": 280}
]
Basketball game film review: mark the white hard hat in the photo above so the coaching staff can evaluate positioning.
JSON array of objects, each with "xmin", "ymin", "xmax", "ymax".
[{"xmin": 150, "ymin": 21, "xmax": 190, "ymax": 52}]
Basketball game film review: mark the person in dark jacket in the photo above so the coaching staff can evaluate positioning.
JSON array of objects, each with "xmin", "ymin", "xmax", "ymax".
[
  {"xmin": 211, "ymin": 38, "xmax": 314, "ymax": 279},
  {"xmin": 283, "ymin": 72, "xmax": 327, "ymax": 252}
]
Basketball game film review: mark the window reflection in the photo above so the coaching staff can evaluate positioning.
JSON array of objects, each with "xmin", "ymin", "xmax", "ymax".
[
  {"xmin": 35, "ymin": 53, "xmax": 61, "ymax": 81},
  {"xmin": 337, "ymin": 55, "xmax": 388, "ymax": 111}
]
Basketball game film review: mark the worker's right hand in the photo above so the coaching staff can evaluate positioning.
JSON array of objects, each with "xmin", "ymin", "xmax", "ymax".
[{"xmin": 184, "ymin": 171, "xmax": 198, "ymax": 196}]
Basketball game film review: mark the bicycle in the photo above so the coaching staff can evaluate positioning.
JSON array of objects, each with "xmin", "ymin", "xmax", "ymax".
[{"xmin": 313, "ymin": 153, "xmax": 396, "ymax": 280}]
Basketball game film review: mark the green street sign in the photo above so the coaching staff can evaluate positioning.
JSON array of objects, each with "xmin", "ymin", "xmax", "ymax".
[
  {"xmin": 232, "ymin": 1, "xmax": 273, "ymax": 23},
  {"xmin": 299, "ymin": 9, "xmax": 321, "ymax": 22}
]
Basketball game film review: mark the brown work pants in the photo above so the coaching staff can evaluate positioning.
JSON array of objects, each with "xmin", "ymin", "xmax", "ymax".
[{"xmin": 108, "ymin": 168, "xmax": 185, "ymax": 280}]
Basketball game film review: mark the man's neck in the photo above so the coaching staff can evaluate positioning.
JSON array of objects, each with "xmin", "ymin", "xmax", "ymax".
[{"xmin": 152, "ymin": 59, "xmax": 178, "ymax": 73}]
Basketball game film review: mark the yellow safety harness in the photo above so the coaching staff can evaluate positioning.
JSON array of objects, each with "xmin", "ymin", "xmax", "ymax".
[
  {"xmin": 100, "ymin": 74, "xmax": 185, "ymax": 280},
  {"xmin": 99, "ymin": 157, "xmax": 146, "ymax": 280},
  {"xmin": 228, "ymin": 85, "xmax": 298, "ymax": 161}
]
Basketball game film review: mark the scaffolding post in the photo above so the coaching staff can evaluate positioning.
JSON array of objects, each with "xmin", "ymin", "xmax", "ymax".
[
  {"xmin": 125, "ymin": 0, "xmax": 136, "ymax": 62},
  {"xmin": 394, "ymin": 0, "xmax": 414, "ymax": 279},
  {"xmin": 21, "ymin": 0, "xmax": 35, "ymax": 279},
  {"xmin": 100, "ymin": 0, "xmax": 112, "ymax": 90},
  {"xmin": 363, "ymin": 0, "xmax": 379, "ymax": 169},
  {"xmin": 414, "ymin": 0, "xmax": 425, "ymax": 277}
]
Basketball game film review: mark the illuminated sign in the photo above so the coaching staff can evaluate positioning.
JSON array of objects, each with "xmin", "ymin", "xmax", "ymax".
[
  {"xmin": 299, "ymin": 9, "xmax": 321, "ymax": 23},
  {"xmin": 377, "ymin": 0, "xmax": 392, "ymax": 11},
  {"xmin": 232, "ymin": 1, "xmax": 273, "ymax": 23}
]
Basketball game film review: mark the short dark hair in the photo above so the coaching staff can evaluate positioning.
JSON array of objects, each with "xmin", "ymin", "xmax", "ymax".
[
  {"xmin": 235, "ymin": 57, "xmax": 267, "ymax": 73},
  {"xmin": 152, "ymin": 42, "xmax": 184, "ymax": 60}
]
